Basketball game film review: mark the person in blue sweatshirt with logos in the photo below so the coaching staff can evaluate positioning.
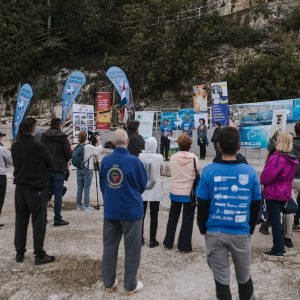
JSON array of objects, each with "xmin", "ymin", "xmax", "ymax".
[
  {"xmin": 99, "ymin": 129, "xmax": 147, "ymax": 296},
  {"xmin": 181, "ymin": 114, "xmax": 194, "ymax": 137},
  {"xmin": 197, "ymin": 127, "xmax": 261, "ymax": 300}
]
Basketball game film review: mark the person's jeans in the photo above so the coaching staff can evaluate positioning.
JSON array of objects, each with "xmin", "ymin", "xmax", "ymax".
[
  {"xmin": 160, "ymin": 137, "xmax": 170, "ymax": 160},
  {"xmin": 76, "ymin": 168, "xmax": 94, "ymax": 207},
  {"xmin": 0, "ymin": 175, "xmax": 7, "ymax": 215},
  {"xmin": 48, "ymin": 171, "xmax": 65, "ymax": 223},
  {"xmin": 143, "ymin": 201, "xmax": 160, "ymax": 241},
  {"xmin": 266, "ymin": 200, "xmax": 285, "ymax": 253},
  {"xmin": 163, "ymin": 201, "xmax": 195, "ymax": 251},
  {"xmin": 199, "ymin": 141, "xmax": 206, "ymax": 158}
]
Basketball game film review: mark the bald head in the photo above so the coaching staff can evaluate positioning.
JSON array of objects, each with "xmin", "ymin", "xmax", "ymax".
[{"xmin": 113, "ymin": 129, "xmax": 129, "ymax": 148}]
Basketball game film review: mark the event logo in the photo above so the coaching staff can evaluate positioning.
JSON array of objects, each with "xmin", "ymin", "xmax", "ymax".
[
  {"xmin": 107, "ymin": 166, "xmax": 124, "ymax": 189},
  {"xmin": 246, "ymin": 130, "xmax": 256, "ymax": 140},
  {"xmin": 239, "ymin": 175, "xmax": 249, "ymax": 185}
]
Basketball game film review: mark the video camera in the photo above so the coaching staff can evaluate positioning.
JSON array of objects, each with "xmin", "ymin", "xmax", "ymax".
[{"xmin": 88, "ymin": 131, "xmax": 99, "ymax": 146}]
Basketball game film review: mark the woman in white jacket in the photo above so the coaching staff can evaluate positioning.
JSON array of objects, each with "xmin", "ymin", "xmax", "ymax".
[{"xmin": 139, "ymin": 137, "xmax": 165, "ymax": 248}]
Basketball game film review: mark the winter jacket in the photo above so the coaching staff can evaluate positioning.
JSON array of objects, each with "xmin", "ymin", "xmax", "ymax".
[
  {"xmin": 170, "ymin": 151, "xmax": 200, "ymax": 196},
  {"xmin": 0, "ymin": 145, "xmax": 12, "ymax": 175},
  {"xmin": 139, "ymin": 137, "xmax": 165, "ymax": 202},
  {"xmin": 260, "ymin": 151, "xmax": 298, "ymax": 201},
  {"xmin": 99, "ymin": 147, "xmax": 147, "ymax": 220},
  {"xmin": 127, "ymin": 131, "xmax": 145, "ymax": 157},
  {"xmin": 41, "ymin": 128, "xmax": 71, "ymax": 173},
  {"xmin": 293, "ymin": 137, "xmax": 300, "ymax": 179},
  {"xmin": 11, "ymin": 134, "xmax": 53, "ymax": 189}
]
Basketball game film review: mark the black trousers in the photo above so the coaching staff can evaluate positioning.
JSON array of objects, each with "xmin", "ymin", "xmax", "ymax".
[
  {"xmin": 0, "ymin": 175, "xmax": 7, "ymax": 215},
  {"xmin": 14, "ymin": 185, "xmax": 48, "ymax": 256},
  {"xmin": 199, "ymin": 141, "xmax": 206, "ymax": 158},
  {"xmin": 163, "ymin": 201, "xmax": 195, "ymax": 251},
  {"xmin": 160, "ymin": 138, "xmax": 170, "ymax": 159},
  {"xmin": 142, "ymin": 201, "xmax": 160, "ymax": 241}
]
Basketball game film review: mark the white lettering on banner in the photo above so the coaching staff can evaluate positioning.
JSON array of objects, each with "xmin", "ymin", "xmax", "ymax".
[
  {"xmin": 235, "ymin": 215, "xmax": 247, "ymax": 223},
  {"xmin": 239, "ymin": 203, "xmax": 248, "ymax": 208},
  {"xmin": 215, "ymin": 203, "xmax": 226, "ymax": 207}
]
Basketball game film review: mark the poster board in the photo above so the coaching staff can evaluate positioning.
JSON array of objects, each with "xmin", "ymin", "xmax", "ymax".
[
  {"xmin": 135, "ymin": 111, "xmax": 154, "ymax": 139},
  {"xmin": 270, "ymin": 109, "xmax": 288, "ymax": 136},
  {"xmin": 73, "ymin": 104, "xmax": 95, "ymax": 143},
  {"xmin": 161, "ymin": 109, "xmax": 194, "ymax": 130},
  {"xmin": 211, "ymin": 81, "xmax": 229, "ymax": 126},
  {"xmin": 96, "ymin": 92, "xmax": 111, "ymax": 130},
  {"xmin": 194, "ymin": 112, "xmax": 208, "ymax": 128},
  {"xmin": 193, "ymin": 84, "xmax": 208, "ymax": 112}
]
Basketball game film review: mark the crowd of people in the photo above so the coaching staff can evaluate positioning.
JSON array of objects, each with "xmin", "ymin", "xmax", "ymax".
[{"xmin": 0, "ymin": 115, "xmax": 300, "ymax": 299}]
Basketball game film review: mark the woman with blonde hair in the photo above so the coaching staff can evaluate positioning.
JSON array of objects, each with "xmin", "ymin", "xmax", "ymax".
[
  {"xmin": 163, "ymin": 134, "xmax": 200, "ymax": 252},
  {"xmin": 261, "ymin": 131, "xmax": 298, "ymax": 259}
]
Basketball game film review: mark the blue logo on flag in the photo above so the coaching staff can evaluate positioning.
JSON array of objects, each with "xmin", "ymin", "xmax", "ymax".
[
  {"xmin": 13, "ymin": 84, "xmax": 33, "ymax": 140},
  {"xmin": 61, "ymin": 71, "xmax": 86, "ymax": 124}
]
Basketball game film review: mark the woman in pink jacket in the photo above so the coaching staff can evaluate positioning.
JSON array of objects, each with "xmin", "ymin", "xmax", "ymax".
[
  {"xmin": 163, "ymin": 134, "xmax": 200, "ymax": 252},
  {"xmin": 260, "ymin": 131, "xmax": 298, "ymax": 259}
]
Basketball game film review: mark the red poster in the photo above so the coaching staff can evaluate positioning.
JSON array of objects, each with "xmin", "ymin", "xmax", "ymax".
[{"xmin": 96, "ymin": 92, "xmax": 111, "ymax": 130}]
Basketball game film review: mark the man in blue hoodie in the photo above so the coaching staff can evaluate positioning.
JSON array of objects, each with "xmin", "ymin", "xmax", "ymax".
[{"xmin": 99, "ymin": 129, "xmax": 147, "ymax": 295}]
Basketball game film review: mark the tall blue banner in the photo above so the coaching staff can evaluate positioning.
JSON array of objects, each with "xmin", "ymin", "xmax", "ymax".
[
  {"xmin": 13, "ymin": 84, "xmax": 33, "ymax": 140},
  {"xmin": 211, "ymin": 81, "xmax": 229, "ymax": 126},
  {"xmin": 61, "ymin": 71, "xmax": 86, "ymax": 124},
  {"xmin": 106, "ymin": 66, "xmax": 131, "ymax": 108}
]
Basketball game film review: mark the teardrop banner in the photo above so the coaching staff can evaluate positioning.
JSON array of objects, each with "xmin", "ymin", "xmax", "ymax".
[
  {"xmin": 13, "ymin": 83, "xmax": 33, "ymax": 140},
  {"xmin": 61, "ymin": 71, "xmax": 86, "ymax": 124}
]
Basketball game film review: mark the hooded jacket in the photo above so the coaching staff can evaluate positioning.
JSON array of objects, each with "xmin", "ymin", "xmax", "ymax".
[
  {"xmin": 127, "ymin": 131, "xmax": 145, "ymax": 157},
  {"xmin": 139, "ymin": 137, "xmax": 165, "ymax": 202},
  {"xmin": 41, "ymin": 128, "xmax": 71, "ymax": 173},
  {"xmin": 293, "ymin": 137, "xmax": 300, "ymax": 179},
  {"xmin": 170, "ymin": 151, "xmax": 200, "ymax": 196},
  {"xmin": 260, "ymin": 151, "xmax": 298, "ymax": 201}
]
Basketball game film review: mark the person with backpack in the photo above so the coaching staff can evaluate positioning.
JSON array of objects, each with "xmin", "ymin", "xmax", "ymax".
[
  {"xmin": 139, "ymin": 137, "xmax": 165, "ymax": 248},
  {"xmin": 163, "ymin": 134, "xmax": 200, "ymax": 252},
  {"xmin": 261, "ymin": 131, "xmax": 298, "ymax": 258},
  {"xmin": 73, "ymin": 131, "xmax": 102, "ymax": 211},
  {"xmin": 197, "ymin": 127, "xmax": 261, "ymax": 300}
]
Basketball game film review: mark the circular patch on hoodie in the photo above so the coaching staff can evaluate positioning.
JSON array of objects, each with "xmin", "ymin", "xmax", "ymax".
[{"xmin": 107, "ymin": 167, "xmax": 123, "ymax": 189}]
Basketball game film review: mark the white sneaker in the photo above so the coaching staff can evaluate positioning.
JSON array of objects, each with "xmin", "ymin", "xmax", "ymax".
[
  {"xmin": 84, "ymin": 206, "xmax": 95, "ymax": 212},
  {"xmin": 105, "ymin": 279, "xmax": 118, "ymax": 293},
  {"xmin": 127, "ymin": 281, "xmax": 144, "ymax": 296}
]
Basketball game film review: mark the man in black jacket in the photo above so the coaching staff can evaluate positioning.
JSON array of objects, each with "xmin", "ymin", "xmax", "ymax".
[
  {"xmin": 41, "ymin": 118, "xmax": 71, "ymax": 226},
  {"xmin": 127, "ymin": 120, "xmax": 145, "ymax": 157},
  {"xmin": 11, "ymin": 117, "xmax": 55, "ymax": 265}
]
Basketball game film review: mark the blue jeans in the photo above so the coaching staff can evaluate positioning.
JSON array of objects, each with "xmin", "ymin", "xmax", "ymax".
[
  {"xmin": 266, "ymin": 200, "xmax": 285, "ymax": 253},
  {"xmin": 48, "ymin": 171, "xmax": 65, "ymax": 223},
  {"xmin": 76, "ymin": 168, "xmax": 93, "ymax": 207}
]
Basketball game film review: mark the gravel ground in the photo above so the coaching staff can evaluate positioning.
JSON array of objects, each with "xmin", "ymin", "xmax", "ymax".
[{"xmin": 0, "ymin": 160, "xmax": 300, "ymax": 300}]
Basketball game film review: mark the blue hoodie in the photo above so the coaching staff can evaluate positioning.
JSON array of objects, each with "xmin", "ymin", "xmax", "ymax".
[{"xmin": 99, "ymin": 148, "xmax": 147, "ymax": 220}]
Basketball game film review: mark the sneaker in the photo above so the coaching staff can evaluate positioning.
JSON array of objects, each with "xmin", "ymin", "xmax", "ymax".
[
  {"xmin": 149, "ymin": 240, "xmax": 159, "ymax": 248},
  {"xmin": 284, "ymin": 238, "xmax": 294, "ymax": 248},
  {"xmin": 262, "ymin": 250, "xmax": 284, "ymax": 259},
  {"xmin": 259, "ymin": 225, "xmax": 269, "ymax": 235},
  {"xmin": 105, "ymin": 279, "xmax": 118, "ymax": 293},
  {"xmin": 35, "ymin": 254, "xmax": 55, "ymax": 265},
  {"xmin": 76, "ymin": 204, "xmax": 82, "ymax": 210},
  {"xmin": 16, "ymin": 253, "xmax": 24, "ymax": 263},
  {"xmin": 0, "ymin": 224, "xmax": 5, "ymax": 229},
  {"xmin": 127, "ymin": 281, "xmax": 144, "ymax": 296},
  {"xmin": 292, "ymin": 224, "xmax": 300, "ymax": 232},
  {"xmin": 83, "ymin": 206, "xmax": 95, "ymax": 212},
  {"xmin": 53, "ymin": 219, "xmax": 69, "ymax": 226}
]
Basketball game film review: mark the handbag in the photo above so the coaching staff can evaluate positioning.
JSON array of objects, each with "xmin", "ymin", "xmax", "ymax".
[
  {"xmin": 190, "ymin": 158, "xmax": 200, "ymax": 208},
  {"xmin": 282, "ymin": 191, "xmax": 298, "ymax": 214}
]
